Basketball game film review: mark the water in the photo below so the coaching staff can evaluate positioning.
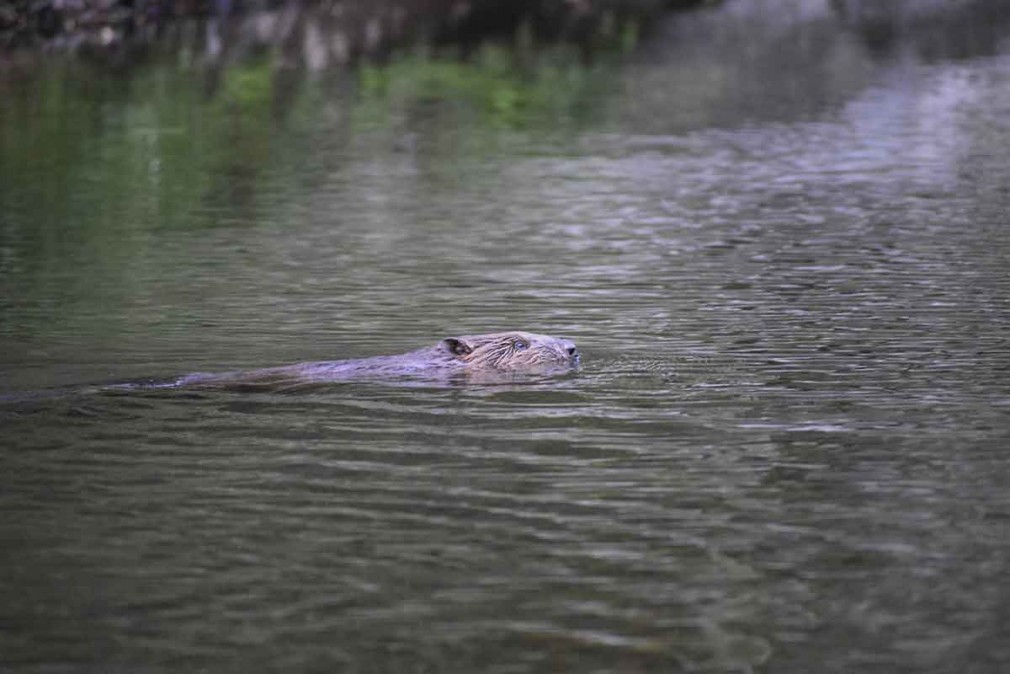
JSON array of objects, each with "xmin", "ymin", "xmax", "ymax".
[{"xmin": 2, "ymin": 1, "xmax": 1010, "ymax": 671}]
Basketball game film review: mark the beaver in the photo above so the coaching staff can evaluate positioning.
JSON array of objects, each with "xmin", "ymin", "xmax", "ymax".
[{"xmin": 167, "ymin": 330, "xmax": 580, "ymax": 390}]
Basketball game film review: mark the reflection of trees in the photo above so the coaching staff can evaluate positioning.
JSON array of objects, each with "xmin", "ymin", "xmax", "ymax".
[
  {"xmin": 0, "ymin": 15, "xmax": 634, "ymax": 347},
  {"xmin": 830, "ymin": 0, "xmax": 1010, "ymax": 60},
  {"xmin": 201, "ymin": 0, "xmax": 664, "ymax": 72},
  {"xmin": 2, "ymin": 0, "xmax": 706, "ymax": 55}
]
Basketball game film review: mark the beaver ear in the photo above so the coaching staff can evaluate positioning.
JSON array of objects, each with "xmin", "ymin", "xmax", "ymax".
[{"xmin": 441, "ymin": 337, "xmax": 473, "ymax": 357}]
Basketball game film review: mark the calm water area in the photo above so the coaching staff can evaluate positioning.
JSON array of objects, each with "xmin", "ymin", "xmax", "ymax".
[{"xmin": 2, "ymin": 0, "xmax": 1010, "ymax": 671}]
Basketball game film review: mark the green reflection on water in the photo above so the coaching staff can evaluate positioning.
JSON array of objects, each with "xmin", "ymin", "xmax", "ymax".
[
  {"xmin": 0, "ymin": 41, "xmax": 622, "ymax": 235},
  {"xmin": 0, "ymin": 40, "xmax": 623, "ymax": 355},
  {"xmin": 356, "ymin": 43, "xmax": 619, "ymax": 133}
]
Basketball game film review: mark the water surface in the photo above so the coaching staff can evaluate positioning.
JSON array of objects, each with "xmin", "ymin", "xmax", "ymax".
[{"xmin": 2, "ymin": 1, "xmax": 1009, "ymax": 672}]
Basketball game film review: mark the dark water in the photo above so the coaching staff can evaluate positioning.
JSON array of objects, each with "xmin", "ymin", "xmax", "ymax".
[{"xmin": 2, "ymin": 1, "xmax": 1010, "ymax": 672}]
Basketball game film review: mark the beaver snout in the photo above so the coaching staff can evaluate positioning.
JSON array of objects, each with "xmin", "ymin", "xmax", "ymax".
[{"xmin": 562, "ymin": 340, "xmax": 579, "ymax": 363}]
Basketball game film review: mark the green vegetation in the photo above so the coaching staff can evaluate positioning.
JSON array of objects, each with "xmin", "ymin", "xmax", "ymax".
[
  {"xmin": 0, "ymin": 39, "xmax": 627, "ymax": 237},
  {"xmin": 357, "ymin": 45, "xmax": 617, "ymax": 132}
]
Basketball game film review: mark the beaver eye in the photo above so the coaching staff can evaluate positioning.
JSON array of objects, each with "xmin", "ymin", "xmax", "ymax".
[{"xmin": 513, "ymin": 340, "xmax": 529, "ymax": 351}]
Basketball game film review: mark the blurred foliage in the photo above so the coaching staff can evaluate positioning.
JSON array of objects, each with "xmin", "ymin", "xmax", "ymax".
[
  {"xmin": 357, "ymin": 45, "xmax": 617, "ymax": 132},
  {"xmin": 0, "ymin": 57, "xmax": 278, "ymax": 239},
  {"xmin": 0, "ymin": 34, "xmax": 628, "ymax": 243}
]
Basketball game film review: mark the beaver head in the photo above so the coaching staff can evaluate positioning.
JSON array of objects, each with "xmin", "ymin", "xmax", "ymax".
[{"xmin": 440, "ymin": 331, "xmax": 579, "ymax": 372}]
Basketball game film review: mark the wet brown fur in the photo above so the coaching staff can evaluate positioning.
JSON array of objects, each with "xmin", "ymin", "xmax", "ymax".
[{"xmin": 443, "ymin": 331, "xmax": 579, "ymax": 371}]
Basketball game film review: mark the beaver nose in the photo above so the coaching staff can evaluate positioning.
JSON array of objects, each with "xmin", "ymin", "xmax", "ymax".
[{"xmin": 566, "ymin": 346, "xmax": 578, "ymax": 357}]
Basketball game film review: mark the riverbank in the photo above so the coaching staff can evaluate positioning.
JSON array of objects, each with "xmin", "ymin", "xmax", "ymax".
[{"xmin": 0, "ymin": 0, "xmax": 711, "ymax": 55}]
